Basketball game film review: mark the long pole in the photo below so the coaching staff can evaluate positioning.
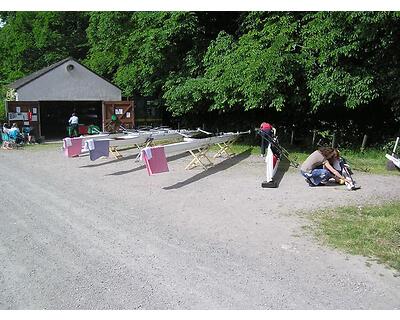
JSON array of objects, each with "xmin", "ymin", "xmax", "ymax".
[{"xmin": 392, "ymin": 137, "xmax": 399, "ymax": 156}]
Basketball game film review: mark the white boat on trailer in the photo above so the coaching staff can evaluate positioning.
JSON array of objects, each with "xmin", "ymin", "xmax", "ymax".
[
  {"xmin": 79, "ymin": 128, "xmax": 206, "ymax": 157},
  {"xmin": 146, "ymin": 130, "xmax": 250, "ymax": 170},
  {"xmin": 162, "ymin": 132, "xmax": 244, "ymax": 155}
]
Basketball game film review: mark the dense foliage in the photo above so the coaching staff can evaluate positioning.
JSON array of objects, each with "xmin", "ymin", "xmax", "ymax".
[{"xmin": 1, "ymin": 11, "xmax": 399, "ymax": 137}]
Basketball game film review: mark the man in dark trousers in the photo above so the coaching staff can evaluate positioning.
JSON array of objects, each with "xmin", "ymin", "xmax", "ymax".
[
  {"xmin": 68, "ymin": 113, "xmax": 79, "ymax": 137},
  {"xmin": 259, "ymin": 122, "xmax": 274, "ymax": 157}
]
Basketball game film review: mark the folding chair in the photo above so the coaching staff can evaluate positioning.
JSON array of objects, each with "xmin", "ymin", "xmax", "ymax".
[{"xmin": 1, "ymin": 132, "xmax": 13, "ymax": 149}]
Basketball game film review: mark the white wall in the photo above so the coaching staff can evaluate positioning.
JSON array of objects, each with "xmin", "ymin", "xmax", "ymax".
[{"xmin": 16, "ymin": 60, "xmax": 121, "ymax": 101}]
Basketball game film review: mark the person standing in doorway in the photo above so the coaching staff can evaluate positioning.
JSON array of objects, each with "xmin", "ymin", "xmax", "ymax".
[{"xmin": 68, "ymin": 113, "xmax": 79, "ymax": 137}]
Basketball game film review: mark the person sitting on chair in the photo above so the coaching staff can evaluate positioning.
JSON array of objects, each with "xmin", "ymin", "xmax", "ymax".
[
  {"xmin": 300, "ymin": 147, "xmax": 346, "ymax": 187},
  {"xmin": 22, "ymin": 125, "xmax": 33, "ymax": 144},
  {"xmin": 2, "ymin": 123, "xmax": 10, "ymax": 134},
  {"xmin": 1, "ymin": 125, "xmax": 12, "ymax": 149},
  {"xmin": 9, "ymin": 123, "xmax": 23, "ymax": 144}
]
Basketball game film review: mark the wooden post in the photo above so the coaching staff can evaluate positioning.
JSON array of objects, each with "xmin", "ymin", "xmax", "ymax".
[
  {"xmin": 361, "ymin": 134, "xmax": 368, "ymax": 151},
  {"xmin": 290, "ymin": 129, "xmax": 295, "ymax": 145},
  {"xmin": 312, "ymin": 130, "xmax": 317, "ymax": 148},
  {"xmin": 331, "ymin": 132, "xmax": 336, "ymax": 148}
]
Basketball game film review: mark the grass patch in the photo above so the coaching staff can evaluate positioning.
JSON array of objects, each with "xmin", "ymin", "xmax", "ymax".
[
  {"xmin": 210, "ymin": 143, "xmax": 259, "ymax": 155},
  {"xmin": 289, "ymin": 146, "xmax": 399, "ymax": 175},
  {"xmin": 21, "ymin": 142, "xmax": 62, "ymax": 151},
  {"xmin": 339, "ymin": 148, "xmax": 396, "ymax": 175},
  {"xmin": 224, "ymin": 140, "xmax": 399, "ymax": 175},
  {"xmin": 310, "ymin": 202, "xmax": 400, "ymax": 271},
  {"xmin": 214, "ymin": 142, "xmax": 397, "ymax": 175}
]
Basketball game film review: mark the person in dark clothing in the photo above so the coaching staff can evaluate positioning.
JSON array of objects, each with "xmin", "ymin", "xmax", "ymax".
[{"xmin": 259, "ymin": 122, "xmax": 274, "ymax": 157}]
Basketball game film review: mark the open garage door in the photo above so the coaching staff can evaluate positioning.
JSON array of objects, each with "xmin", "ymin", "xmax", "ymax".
[
  {"xmin": 103, "ymin": 101, "xmax": 134, "ymax": 132},
  {"xmin": 39, "ymin": 101, "xmax": 103, "ymax": 139}
]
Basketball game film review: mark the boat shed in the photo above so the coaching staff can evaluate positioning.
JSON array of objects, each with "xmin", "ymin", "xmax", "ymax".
[{"xmin": 6, "ymin": 57, "xmax": 134, "ymax": 139}]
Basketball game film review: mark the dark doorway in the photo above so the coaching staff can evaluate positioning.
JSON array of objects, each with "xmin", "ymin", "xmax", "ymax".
[{"xmin": 39, "ymin": 101, "xmax": 102, "ymax": 139}]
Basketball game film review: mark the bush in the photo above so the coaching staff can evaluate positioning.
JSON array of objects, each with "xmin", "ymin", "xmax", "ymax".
[{"xmin": 383, "ymin": 139, "xmax": 399, "ymax": 154}]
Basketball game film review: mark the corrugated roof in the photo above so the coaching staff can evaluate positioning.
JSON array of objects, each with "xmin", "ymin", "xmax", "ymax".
[{"xmin": 8, "ymin": 57, "xmax": 72, "ymax": 90}]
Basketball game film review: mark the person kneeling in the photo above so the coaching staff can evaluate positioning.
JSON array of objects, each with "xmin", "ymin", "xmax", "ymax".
[{"xmin": 300, "ymin": 147, "xmax": 345, "ymax": 186}]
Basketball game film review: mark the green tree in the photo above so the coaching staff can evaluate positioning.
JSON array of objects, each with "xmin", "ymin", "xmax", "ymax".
[
  {"xmin": 0, "ymin": 12, "xmax": 89, "ymax": 120},
  {"xmin": 164, "ymin": 13, "xmax": 306, "ymax": 117},
  {"xmin": 115, "ymin": 12, "xmax": 200, "ymax": 98},
  {"xmin": 0, "ymin": 12, "xmax": 89, "ymax": 84},
  {"xmin": 85, "ymin": 12, "xmax": 132, "ymax": 80},
  {"xmin": 301, "ymin": 12, "xmax": 400, "ymax": 113}
]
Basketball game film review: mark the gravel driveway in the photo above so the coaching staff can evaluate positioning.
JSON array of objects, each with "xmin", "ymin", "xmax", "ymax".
[{"xmin": 0, "ymin": 146, "xmax": 399, "ymax": 309}]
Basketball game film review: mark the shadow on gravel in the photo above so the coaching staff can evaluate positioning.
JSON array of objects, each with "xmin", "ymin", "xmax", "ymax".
[
  {"xmin": 80, "ymin": 154, "xmax": 137, "ymax": 168},
  {"xmin": 269, "ymin": 158, "xmax": 291, "ymax": 187},
  {"xmin": 162, "ymin": 148, "xmax": 252, "ymax": 190},
  {"xmin": 79, "ymin": 146, "xmax": 141, "ymax": 168},
  {"xmin": 105, "ymin": 152, "xmax": 190, "ymax": 176}
]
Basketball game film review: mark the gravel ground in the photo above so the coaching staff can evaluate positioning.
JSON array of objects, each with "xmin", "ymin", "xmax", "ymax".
[{"xmin": 0, "ymin": 145, "xmax": 399, "ymax": 309}]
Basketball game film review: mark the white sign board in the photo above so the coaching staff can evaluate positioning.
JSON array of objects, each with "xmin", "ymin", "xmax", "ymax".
[{"xmin": 8, "ymin": 112, "xmax": 28, "ymax": 121}]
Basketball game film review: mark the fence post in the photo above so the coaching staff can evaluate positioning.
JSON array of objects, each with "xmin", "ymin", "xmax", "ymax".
[
  {"xmin": 331, "ymin": 132, "xmax": 336, "ymax": 148},
  {"xmin": 361, "ymin": 134, "xmax": 368, "ymax": 151},
  {"xmin": 312, "ymin": 129, "xmax": 317, "ymax": 148},
  {"xmin": 290, "ymin": 128, "xmax": 295, "ymax": 145}
]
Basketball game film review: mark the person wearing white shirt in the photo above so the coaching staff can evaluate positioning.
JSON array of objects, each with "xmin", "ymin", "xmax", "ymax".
[{"xmin": 68, "ymin": 113, "xmax": 79, "ymax": 137}]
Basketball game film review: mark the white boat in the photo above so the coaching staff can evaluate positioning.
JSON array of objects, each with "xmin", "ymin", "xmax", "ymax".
[
  {"xmin": 262, "ymin": 144, "xmax": 280, "ymax": 188},
  {"xmin": 385, "ymin": 136, "xmax": 400, "ymax": 169},
  {"xmin": 141, "ymin": 131, "xmax": 249, "ymax": 170},
  {"xmin": 161, "ymin": 132, "xmax": 245, "ymax": 155},
  {"xmin": 80, "ymin": 129, "xmax": 199, "ymax": 154},
  {"xmin": 385, "ymin": 154, "xmax": 400, "ymax": 169}
]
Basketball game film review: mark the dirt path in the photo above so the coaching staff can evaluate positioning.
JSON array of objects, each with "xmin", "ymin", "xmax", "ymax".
[{"xmin": 0, "ymin": 147, "xmax": 399, "ymax": 309}]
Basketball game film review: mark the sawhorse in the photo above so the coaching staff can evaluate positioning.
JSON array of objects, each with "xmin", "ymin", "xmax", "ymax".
[
  {"xmin": 109, "ymin": 146, "xmax": 123, "ymax": 159},
  {"xmin": 213, "ymin": 137, "xmax": 237, "ymax": 158},
  {"xmin": 134, "ymin": 138, "xmax": 154, "ymax": 162},
  {"xmin": 185, "ymin": 145, "xmax": 214, "ymax": 170}
]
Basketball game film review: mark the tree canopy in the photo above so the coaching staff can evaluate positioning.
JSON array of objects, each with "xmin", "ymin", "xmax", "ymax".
[{"xmin": 1, "ymin": 11, "xmax": 400, "ymax": 133}]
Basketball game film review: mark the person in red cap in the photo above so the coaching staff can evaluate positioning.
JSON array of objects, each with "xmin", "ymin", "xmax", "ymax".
[{"xmin": 259, "ymin": 122, "xmax": 274, "ymax": 156}]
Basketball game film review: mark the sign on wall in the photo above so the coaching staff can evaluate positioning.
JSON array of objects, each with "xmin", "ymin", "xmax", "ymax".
[{"xmin": 8, "ymin": 112, "xmax": 28, "ymax": 121}]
